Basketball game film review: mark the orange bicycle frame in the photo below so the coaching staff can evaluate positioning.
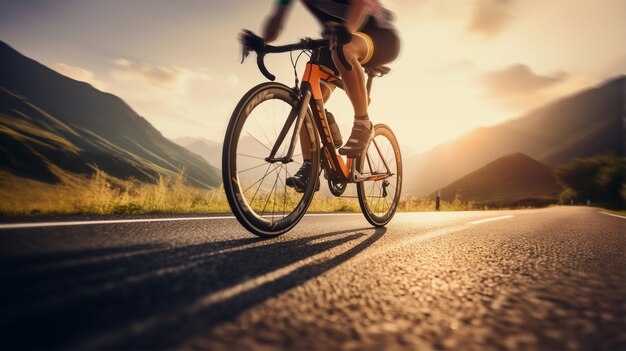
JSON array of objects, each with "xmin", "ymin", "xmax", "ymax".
[
  {"xmin": 300, "ymin": 62, "xmax": 354, "ymax": 180},
  {"xmin": 266, "ymin": 61, "xmax": 393, "ymax": 184}
]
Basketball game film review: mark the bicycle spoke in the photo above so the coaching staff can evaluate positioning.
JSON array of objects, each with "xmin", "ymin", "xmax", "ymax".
[
  {"xmin": 373, "ymin": 182, "xmax": 382, "ymax": 214},
  {"xmin": 248, "ymin": 163, "xmax": 276, "ymax": 204},
  {"xmin": 271, "ymin": 166, "xmax": 281, "ymax": 221},
  {"xmin": 238, "ymin": 153, "xmax": 266, "ymax": 160},
  {"xmin": 277, "ymin": 165, "xmax": 297, "ymax": 219},
  {"xmin": 260, "ymin": 165, "xmax": 281, "ymax": 218},
  {"xmin": 366, "ymin": 150, "xmax": 374, "ymax": 175},
  {"xmin": 258, "ymin": 102, "xmax": 276, "ymax": 147},
  {"xmin": 282, "ymin": 167, "xmax": 294, "ymax": 211},
  {"xmin": 383, "ymin": 191, "xmax": 390, "ymax": 212},
  {"xmin": 385, "ymin": 143, "xmax": 391, "ymax": 166},
  {"xmin": 244, "ymin": 129, "xmax": 271, "ymax": 152},
  {"xmin": 367, "ymin": 177, "xmax": 377, "ymax": 199},
  {"xmin": 374, "ymin": 140, "xmax": 383, "ymax": 173},
  {"xmin": 243, "ymin": 163, "xmax": 272, "ymax": 194},
  {"xmin": 274, "ymin": 100, "xmax": 282, "ymax": 140},
  {"xmin": 238, "ymin": 162, "xmax": 270, "ymax": 174},
  {"xmin": 280, "ymin": 165, "xmax": 288, "ymax": 219}
]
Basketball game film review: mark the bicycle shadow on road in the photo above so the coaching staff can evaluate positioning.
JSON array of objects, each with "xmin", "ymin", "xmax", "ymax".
[{"xmin": 0, "ymin": 226, "xmax": 386, "ymax": 349}]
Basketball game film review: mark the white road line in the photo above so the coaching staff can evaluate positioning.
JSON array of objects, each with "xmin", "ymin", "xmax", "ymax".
[
  {"xmin": 599, "ymin": 211, "xmax": 626, "ymax": 220},
  {"xmin": 469, "ymin": 215, "xmax": 514, "ymax": 225},
  {"xmin": 0, "ymin": 213, "xmax": 361, "ymax": 230}
]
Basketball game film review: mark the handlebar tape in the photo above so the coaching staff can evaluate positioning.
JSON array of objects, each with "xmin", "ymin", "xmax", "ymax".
[{"xmin": 257, "ymin": 54, "xmax": 276, "ymax": 81}]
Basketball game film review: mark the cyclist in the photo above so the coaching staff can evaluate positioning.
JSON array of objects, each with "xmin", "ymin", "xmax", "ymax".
[{"xmin": 261, "ymin": 0, "xmax": 400, "ymax": 191}]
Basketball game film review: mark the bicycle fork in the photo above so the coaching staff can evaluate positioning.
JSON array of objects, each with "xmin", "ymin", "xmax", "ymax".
[{"xmin": 264, "ymin": 90, "xmax": 312, "ymax": 164}]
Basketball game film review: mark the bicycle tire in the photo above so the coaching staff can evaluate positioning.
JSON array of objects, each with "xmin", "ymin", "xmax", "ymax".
[
  {"xmin": 356, "ymin": 124, "xmax": 402, "ymax": 227},
  {"xmin": 223, "ymin": 82, "xmax": 320, "ymax": 237}
]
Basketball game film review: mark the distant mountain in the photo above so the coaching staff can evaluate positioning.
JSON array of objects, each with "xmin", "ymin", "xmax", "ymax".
[
  {"xmin": 406, "ymin": 76, "xmax": 625, "ymax": 195},
  {"xmin": 172, "ymin": 137, "xmax": 222, "ymax": 170},
  {"xmin": 0, "ymin": 41, "xmax": 220, "ymax": 188},
  {"xmin": 437, "ymin": 153, "xmax": 562, "ymax": 207}
]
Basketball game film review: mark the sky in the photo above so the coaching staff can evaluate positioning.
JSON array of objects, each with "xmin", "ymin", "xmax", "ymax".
[{"xmin": 0, "ymin": 0, "xmax": 624, "ymax": 154}]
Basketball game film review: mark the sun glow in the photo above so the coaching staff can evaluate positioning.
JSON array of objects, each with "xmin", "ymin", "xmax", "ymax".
[{"xmin": 2, "ymin": 0, "xmax": 623, "ymax": 155}]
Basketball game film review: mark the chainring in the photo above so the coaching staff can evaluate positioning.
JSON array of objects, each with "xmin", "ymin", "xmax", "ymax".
[{"xmin": 328, "ymin": 177, "xmax": 348, "ymax": 197}]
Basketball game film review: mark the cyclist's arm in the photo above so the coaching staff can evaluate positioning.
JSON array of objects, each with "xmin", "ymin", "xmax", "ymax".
[
  {"xmin": 344, "ymin": 0, "xmax": 374, "ymax": 32},
  {"xmin": 263, "ymin": 0, "xmax": 292, "ymax": 42}
]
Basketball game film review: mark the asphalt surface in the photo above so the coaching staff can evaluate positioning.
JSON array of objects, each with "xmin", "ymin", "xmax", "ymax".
[{"xmin": 0, "ymin": 207, "xmax": 625, "ymax": 350}]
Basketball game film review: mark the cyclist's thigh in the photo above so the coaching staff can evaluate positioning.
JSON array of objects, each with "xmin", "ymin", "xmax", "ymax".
[{"xmin": 360, "ymin": 21, "xmax": 401, "ymax": 67}]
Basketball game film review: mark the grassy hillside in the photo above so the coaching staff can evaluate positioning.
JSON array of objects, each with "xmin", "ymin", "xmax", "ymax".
[
  {"xmin": 438, "ymin": 153, "xmax": 562, "ymax": 207},
  {"xmin": 406, "ymin": 76, "xmax": 625, "ymax": 196},
  {"xmin": 0, "ymin": 41, "xmax": 220, "ymax": 188}
]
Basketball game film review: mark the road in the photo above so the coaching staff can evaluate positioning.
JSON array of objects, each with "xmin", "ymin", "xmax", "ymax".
[{"xmin": 0, "ymin": 207, "xmax": 625, "ymax": 350}]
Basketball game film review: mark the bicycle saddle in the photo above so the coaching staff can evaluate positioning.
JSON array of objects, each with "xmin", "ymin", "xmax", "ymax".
[{"xmin": 364, "ymin": 65, "xmax": 391, "ymax": 77}]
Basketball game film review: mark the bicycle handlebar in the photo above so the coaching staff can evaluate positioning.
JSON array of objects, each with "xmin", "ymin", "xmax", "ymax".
[{"xmin": 240, "ymin": 29, "xmax": 352, "ymax": 81}]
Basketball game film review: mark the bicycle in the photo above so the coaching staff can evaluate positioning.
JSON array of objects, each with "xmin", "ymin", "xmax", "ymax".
[{"xmin": 222, "ymin": 29, "xmax": 402, "ymax": 237}]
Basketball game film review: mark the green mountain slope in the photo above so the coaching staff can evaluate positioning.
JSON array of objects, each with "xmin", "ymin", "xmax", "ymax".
[
  {"xmin": 437, "ymin": 153, "xmax": 562, "ymax": 207},
  {"xmin": 406, "ymin": 76, "xmax": 625, "ymax": 196},
  {"xmin": 0, "ymin": 41, "xmax": 220, "ymax": 188}
]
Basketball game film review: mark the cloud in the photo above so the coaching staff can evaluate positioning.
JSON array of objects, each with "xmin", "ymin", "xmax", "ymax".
[
  {"xmin": 468, "ymin": 0, "xmax": 515, "ymax": 37},
  {"xmin": 110, "ymin": 58, "xmax": 206, "ymax": 89},
  {"xmin": 100, "ymin": 59, "xmax": 243, "ymax": 139},
  {"xmin": 481, "ymin": 63, "xmax": 568, "ymax": 110},
  {"xmin": 53, "ymin": 63, "xmax": 106, "ymax": 90}
]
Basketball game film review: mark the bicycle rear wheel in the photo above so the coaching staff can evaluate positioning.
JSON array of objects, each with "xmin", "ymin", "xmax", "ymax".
[
  {"xmin": 223, "ymin": 82, "xmax": 319, "ymax": 237},
  {"xmin": 356, "ymin": 124, "xmax": 402, "ymax": 227}
]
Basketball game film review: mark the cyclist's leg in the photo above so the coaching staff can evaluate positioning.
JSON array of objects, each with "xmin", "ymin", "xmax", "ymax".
[
  {"xmin": 332, "ymin": 33, "xmax": 372, "ymax": 157},
  {"xmin": 335, "ymin": 21, "xmax": 400, "ymax": 157},
  {"xmin": 288, "ymin": 83, "xmax": 334, "ymax": 191},
  {"xmin": 332, "ymin": 35, "xmax": 369, "ymax": 117},
  {"xmin": 297, "ymin": 82, "xmax": 334, "ymax": 161}
]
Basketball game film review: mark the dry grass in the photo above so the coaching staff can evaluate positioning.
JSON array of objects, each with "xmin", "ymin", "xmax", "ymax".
[
  {"xmin": 397, "ymin": 194, "xmax": 483, "ymax": 212},
  {"xmin": 0, "ymin": 168, "xmax": 231, "ymax": 215},
  {"xmin": 0, "ymin": 169, "xmax": 480, "ymax": 216}
]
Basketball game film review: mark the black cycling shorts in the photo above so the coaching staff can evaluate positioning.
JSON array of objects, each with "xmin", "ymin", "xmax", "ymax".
[{"xmin": 318, "ymin": 17, "xmax": 401, "ymax": 74}]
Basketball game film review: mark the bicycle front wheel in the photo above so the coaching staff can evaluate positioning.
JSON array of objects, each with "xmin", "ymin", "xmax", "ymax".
[
  {"xmin": 356, "ymin": 124, "xmax": 402, "ymax": 227},
  {"xmin": 223, "ymin": 82, "xmax": 320, "ymax": 237}
]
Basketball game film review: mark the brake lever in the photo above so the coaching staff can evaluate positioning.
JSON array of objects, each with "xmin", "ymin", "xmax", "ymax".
[
  {"xmin": 239, "ymin": 29, "xmax": 259, "ymax": 64},
  {"xmin": 241, "ymin": 47, "xmax": 250, "ymax": 64}
]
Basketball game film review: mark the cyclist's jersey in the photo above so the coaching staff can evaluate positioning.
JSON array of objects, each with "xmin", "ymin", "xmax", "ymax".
[{"xmin": 275, "ymin": 0, "xmax": 395, "ymax": 31}]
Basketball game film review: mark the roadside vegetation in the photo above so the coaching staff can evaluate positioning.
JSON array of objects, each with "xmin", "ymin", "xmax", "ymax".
[
  {"xmin": 0, "ymin": 168, "xmax": 481, "ymax": 216},
  {"xmin": 555, "ymin": 154, "xmax": 626, "ymax": 210}
]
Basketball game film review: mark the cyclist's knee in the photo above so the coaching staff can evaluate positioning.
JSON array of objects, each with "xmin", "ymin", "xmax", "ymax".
[{"xmin": 331, "ymin": 38, "xmax": 367, "ymax": 66}]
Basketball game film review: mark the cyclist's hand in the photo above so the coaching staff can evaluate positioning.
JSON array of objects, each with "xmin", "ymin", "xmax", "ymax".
[
  {"xmin": 239, "ymin": 30, "xmax": 265, "ymax": 52},
  {"xmin": 322, "ymin": 23, "xmax": 351, "ymax": 50}
]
